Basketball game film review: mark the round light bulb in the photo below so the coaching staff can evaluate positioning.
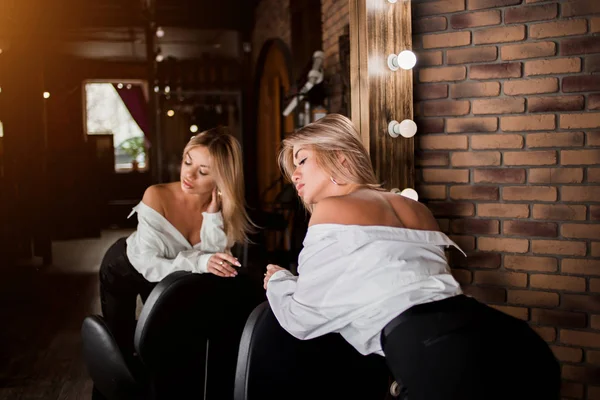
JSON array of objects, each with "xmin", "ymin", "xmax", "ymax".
[
  {"xmin": 153, "ymin": 85, "xmax": 159, "ymax": 93},
  {"xmin": 397, "ymin": 50, "xmax": 417, "ymax": 70},
  {"xmin": 400, "ymin": 188, "xmax": 419, "ymax": 201},
  {"xmin": 190, "ymin": 124, "xmax": 198, "ymax": 133},
  {"xmin": 156, "ymin": 53, "xmax": 164, "ymax": 62},
  {"xmin": 388, "ymin": 119, "xmax": 417, "ymax": 138},
  {"xmin": 43, "ymin": 92, "xmax": 50, "ymax": 99},
  {"xmin": 164, "ymin": 86, "xmax": 171, "ymax": 94},
  {"xmin": 156, "ymin": 27, "xmax": 165, "ymax": 38},
  {"xmin": 117, "ymin": 83, "xmax": 123, "ymax": 89},
  {"xmin": 167, "ymin": 110, "xmax": 175, "ymax": 117},
  {"xmin": 126, "ymin": 84, "xmax": 132, "ymax": 89}
]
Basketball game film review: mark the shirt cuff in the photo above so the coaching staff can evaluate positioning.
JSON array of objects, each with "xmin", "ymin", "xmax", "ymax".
[
  {"xmin": 202, "ymin": 211, "xmax": 224, "ymax": 225},
  {"xmin": 197, "ymin": 253, "xmax": 212, "ymax": 273},
  {"xmin": 270, "ymin": 269, "xmax": 295, "ymax": 282}
]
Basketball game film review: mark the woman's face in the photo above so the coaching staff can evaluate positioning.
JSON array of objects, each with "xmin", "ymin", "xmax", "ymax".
[
  {"xmin": 180, "ymin": 145, "xmax": 216, "ymax": 195},
  {"xmin": 291, "ymin": 146, "xmax": 332, "ymax": 205}
]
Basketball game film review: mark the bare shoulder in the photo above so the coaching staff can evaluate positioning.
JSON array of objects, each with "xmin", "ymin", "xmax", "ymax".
[
  {"xmin": 141, "ymin": 184, "xmax": 173, "ymax": 215},
  {"xmin": 385, "ymin": 192, "xmax": 440, "ymax": 231},
  {"xmin": 308, "ymin": 195, "xmax": 367, "ymax": 227}
]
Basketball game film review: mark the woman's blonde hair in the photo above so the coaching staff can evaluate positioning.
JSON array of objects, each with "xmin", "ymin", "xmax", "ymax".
[
  {"xmin": 278, "ymin": 113, "xmax": 382, "ymax": 211},
  {"xmin": 184, "ymin": 127, "xmax": 252, "ymax": 244}
]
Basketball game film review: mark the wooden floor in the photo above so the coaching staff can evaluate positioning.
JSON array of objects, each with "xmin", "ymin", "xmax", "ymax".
[{"xmin": 0, "ymin": 229, "xmax": 133, "ymax": 400}]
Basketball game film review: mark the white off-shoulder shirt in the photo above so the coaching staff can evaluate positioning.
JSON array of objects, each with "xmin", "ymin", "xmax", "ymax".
[
  {"xmin": 125, "ymin": 201, "xmax": 229, "ymax": 282},
  {"xmin": 266, "ymin": 224, "xmax": 465, "ymax": 356}
]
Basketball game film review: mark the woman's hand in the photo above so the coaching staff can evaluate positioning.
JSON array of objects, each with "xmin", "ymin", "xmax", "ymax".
[
  {"xmin": 207, "ymin": 252, "xmax": 241, "ymax": 277},
  {"xmin": 206, "ymin": 186, "xmax": 221, "ymax": 213},
  {"xmin": 263, "ymin": 264, "xmax": 287, "ymax": 289}
]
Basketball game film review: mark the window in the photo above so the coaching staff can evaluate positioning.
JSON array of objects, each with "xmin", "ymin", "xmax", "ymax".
[{"xmin": 85, "ymin": 82, "xmax": 147, "ymax": 171}]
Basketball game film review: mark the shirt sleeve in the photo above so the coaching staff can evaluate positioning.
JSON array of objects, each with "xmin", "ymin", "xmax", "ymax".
[
  {"xmin": 265, "ymin": 237, "xmax": 353, "ymax": 340},
  {"xmin": 126, "ymin": 210, "xmax": 229, "ymax": 282}
]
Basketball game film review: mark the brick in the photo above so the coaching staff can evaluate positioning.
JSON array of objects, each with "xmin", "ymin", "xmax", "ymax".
[
  {"xmin": 561, "ymin": 37, "xmax": 600, "ymax": 56},
  {"xmin": 504, "ymin": 77, "xmax": 558, "ymax": 95},
  {"xmin": 505, "ymin": 255, "xmax": 557, "ymax": 272},
  {"xmin": 562, "ymin": 294, "xmax": 600, "ymax": 313},
  {"xmin": 562, "ymin": 224, "xmax": 600, "ymax": 240},
  {"xmin": 588, "ymin": 313, "xmax": 600, "ymax": 328},
  {"xmin": 504, "ymin": 150, "xmax": 556, "ymax": 166},
  {"xmin": 462, "ymin": 286, "xmax": 506, "ymax": 303},
  {"xmin": 422, "ymin": 169, "xmax": 469, "ymax": 183},
  {"xmin": 530, "ymin": 19, "xmax": 588, "ymax": 39},
  {"xmin": 420, "ymin": 66, "xmax": 466, "ymax": 83},
  {"xmin": 590, "ymin": 168, "xmax": 600, "ymax": 184},
  {"xmin": 473, "ymin": 25, "xmax": 525, "ymax": 45},
  {"xmin": 561, "ymin": 330, "xmax": 600, "ymax": 348},
  {"xmin": 563, "ymin": 365, "xmax": 600, "ymax": 384},
  {"xmin": 451, "ymin": 82, "xmax": 500, "ymax": 98},
  {"xmin": 449, "ymin": 235, "xmax": 476, "ymax": 252},
  {"xmin": 550, "ymin": 346, "xmax": 582, "ymax": 363},
  {"xmin": 415, "ymin": 51, "xmax": 443, "ymax": 67},
  {"xmin": 593, "ymin": 17, "xmax": 600, "ymax": 33},
  {"xmin": 423, "ymin": 31, "xmax": 471, "ymax": 49},
  {"xmin": 528, "ymin": 95, "xmax": 584, "ymax": 112},
  {"xmin": 532, "ymin": 326, "xmax": 556, "ymax": 342},
  {"xmin": 563, "ymin": 75, "xmax": 600, "ymax": 92},
  {"xmin": 528, "ymin": 132, "xmax": 584, "ymax": 148},
  {"xmin": 503, "ymin": 186, "xmax": 557, "ymax": 201},
  {"xmin": 589, "ymin": 132, "xmax": 600, "ymax": 146},
  {"xmin": 439, "ymin": 219, "xmax": 452, "ymax": 233},
  {"xmin": 478, "ymin": 237, "xmax": 529, "ymax": 253},
  {"xmin": 501, "ymin": 42, "xmax": 556, "ymax": 61},
  {"xmin": 562, "ymin": 150, "xmax": 600, "ymax": 165},
  {"xmin": 414, "ymin": 0, "xmax": 466, "ymax": 17},
  {"xmin": 467, "ymin": 0, "xmax": 521, "ymax": 11},
  {"xmin": 491, "ymin": 304, "xmax": 528, "ymax": 320},
  {"xmin": 419, "ymin": 135, "xmax": 468, "ymax": 150},
  {"xmin": 478, "ymin": 203, "xmax": 529, "ymax": 218},
  {"xmin": 447, "ymin": 117, "xmax": 498, "ymax": 133},
  {"xmin": 474, "ymin": 270, "xmax": 527, "ymax": 287},
  {"xmin": 471, "ymin": 134, "xmax": 523, "ymax": 149},
  {"xmin": 591, "ymin": 94, "xmax": 600, "ymax": 111},
  {"xmin": 414, "ymin": 84, "xmax": 448, "ymax": 100},
  {"xmin": 562, "ymin": 187, "xmax": 600, "ymax": 202},
  {"xmin": 589, "ymin": 350, "xmax": 600, "ymax": 364},
  {"xmin": 507, "ymin": 290, "xmax": 558, "ymax": 307},
  {"xmin": 505, "ymin": 4, "xmax": 557, "ymax": 24},
  {"xmin": 501, "ymin": 115, "xmax": 555, "ymax": 131},
  {"xmin": 423, "ymin": 100, "xmax": 470, "ymax": 117},
  {"xmin": 451, "ymin": 151, "xmax": 500, "ymax": 166},
  {"xmin": 533, "ymin": 204, "xmax": 586, "ymax": 221},
  {"xmin": 450, "ymin": 186, "xmax": 499, "ymax": 201},
  {"xmin": 451, "ymin": 268, "xmax": 472, "ymax": 285},
  {"xmin": 530, "ymin": 274, "xmax": 586, "ymax": 292},
  {"xmin": 413, "ymin": 16, "xmax": 448, "ymax": 34},
  {"xmin": 524, "ymin": 57, "xmax": 581, "ymax": 76},
  {"xmin": 529, "ymin": 168, "xmax": 583, "ymax": 184},
  {"xmin": 450, "ymin": 252, "xmax": 501, "ymax": 269},
  {"xmin": 562, "ymin": 259, "xmax": 600, "ymax": 276},
  {"xmin": 593, "ymin": 243, "xmax": 600, "ymax": 258},
  {"xmin": 428, "ymin": 202, "xmax": 475, "ymax": 217},
  {"xmin": 473, "ymin": 98, "xmax": 525, "ymax": 115},
  {"xmin": 470, "ymin": 62, "xmax": 521, "ymax": 80},
  {"xmin": 416, "ymin": 118, "xmax": 445, "ymax": 133},
  {"xmin": 532, "ymin": 240, "xmax": 587, "ymax": 256},
  {"xmin": 532, "ymin": 309, "xmax": 586, "ymax": 328},
  {"xmin": 415, "ymin": 152, "xmax": 449, "ymax": 166},
  {"xmin": 474, "ymin": 168, "xmax": 526, "ymax": 183},
  {"xmin": 415, "ymin": 185, "xmax": 446, "ymax": 200},
  {"xmin": 503, "ymin": 221, "xmax": 557, "ymax": 237},
  {"xmin": 447, "ymin": 46, "xmax": 497, "ymax": 64},
  {"xmin": 450, "ymin": 10, "xmax": 501, "ymax": 29},
  {"xmin": 560, "ymin": 113, "xmax": 600, "ymax": 129},
  {"xmin": 586, "ymin": 54, "xmax": 600, "ymax": 73},
  {"xmin": 562, "ymin": 0, "xmax": 600, "ymax": 17}
]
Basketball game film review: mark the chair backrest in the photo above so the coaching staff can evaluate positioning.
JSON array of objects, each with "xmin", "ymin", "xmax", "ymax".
[
  {"xmin": 135, "ymin": 270, "xmax": 264, "ymax": 399},
  {"xmin": 234, "ymin": 301, "xmax": 390, "ymax": 400},
  {"xmin": 81, "ymin": 315, "xmax": 145, "ymax": 400}
]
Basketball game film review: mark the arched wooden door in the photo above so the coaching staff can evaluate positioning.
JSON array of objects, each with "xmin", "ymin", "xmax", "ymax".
[{"xmin": 256, "ymin": 42, "xmax": 294, "ymax": 207}]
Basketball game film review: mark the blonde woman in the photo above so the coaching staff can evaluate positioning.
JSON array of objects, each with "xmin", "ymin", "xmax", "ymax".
[
  {"xmin": 99, "ymin": 126, "xmax": 252, "ymax": 357},
  {"xmin": 263, "ymin": 114, "xmax": 559, "ymax": 400}
]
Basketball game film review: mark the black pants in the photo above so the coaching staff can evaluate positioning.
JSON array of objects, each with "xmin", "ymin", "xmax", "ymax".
[
  {"xmin": 381, "ymin": 295, "xmax": 561, "ymax": 400},
  {"xmin": 99, "ymin": 237, "xmax": 156, "ymax": 360}
]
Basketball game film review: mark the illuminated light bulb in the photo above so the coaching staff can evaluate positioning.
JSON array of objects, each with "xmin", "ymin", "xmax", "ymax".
[
  {"xmin": 43, "ymin": 92, "xmax": 50, "ymax": 99},
  {"xmin": 117, "ymin": 83, "xmax": 124, "ymax": 89},
  {"xmin": 156, "ymin": 27, "xmax": 165, "ymax": 38},
  {"xmin": 387, "ymin": 50, "xmax": 417, "ymax": 71},
  {"xmin": 167, "ymin": 110, "xmax": 175, "ymax": 117},
  {"xmin": 156, "ymin": 53, "xmax": 164, "ymax": 62},
  {"xmin": 126, "ymin": 84, "xmax": 132, "ymax": 89},
  {"xmin": 164, "ymin": 86, "xmax": 171, "ymax": 94},
  {"xmin": 154, "ymin": 85, "xmax": 160, "ymax": 93},
  {"xmin": 388, "ymin": 119, "xmax": 417, "ymax": 138},
  {"xmin": 190, "ymin": 124, "xmax": 198, "ymax": 133}
]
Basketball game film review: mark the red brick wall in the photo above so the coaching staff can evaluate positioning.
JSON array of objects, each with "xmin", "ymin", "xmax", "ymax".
[
  {"xmin": 413, "ymin": 0, "xmax": 600, "ymax": 398},
  {"xmin": 252, "ymin": 0, "xmax": 292, "ymax": 67},
  {"xmin": 321, "ymin": 0, "xmax": 349, "ymax": 114}
]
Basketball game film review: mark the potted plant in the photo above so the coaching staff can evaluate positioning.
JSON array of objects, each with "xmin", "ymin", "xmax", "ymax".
[{"xmin": 118, "ymin": 136, "xmax": 146, "ymax": 171}]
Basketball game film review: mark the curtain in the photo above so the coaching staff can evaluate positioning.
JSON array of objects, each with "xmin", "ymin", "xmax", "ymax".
[{"xmin": 113, "ymin": 84, "xmax": 150, "ymax": 144}]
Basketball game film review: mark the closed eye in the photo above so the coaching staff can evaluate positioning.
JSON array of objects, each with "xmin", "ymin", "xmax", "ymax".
[{"xmin": 299, "ymin": 157, "xmax": 307, "ymax": 165}]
